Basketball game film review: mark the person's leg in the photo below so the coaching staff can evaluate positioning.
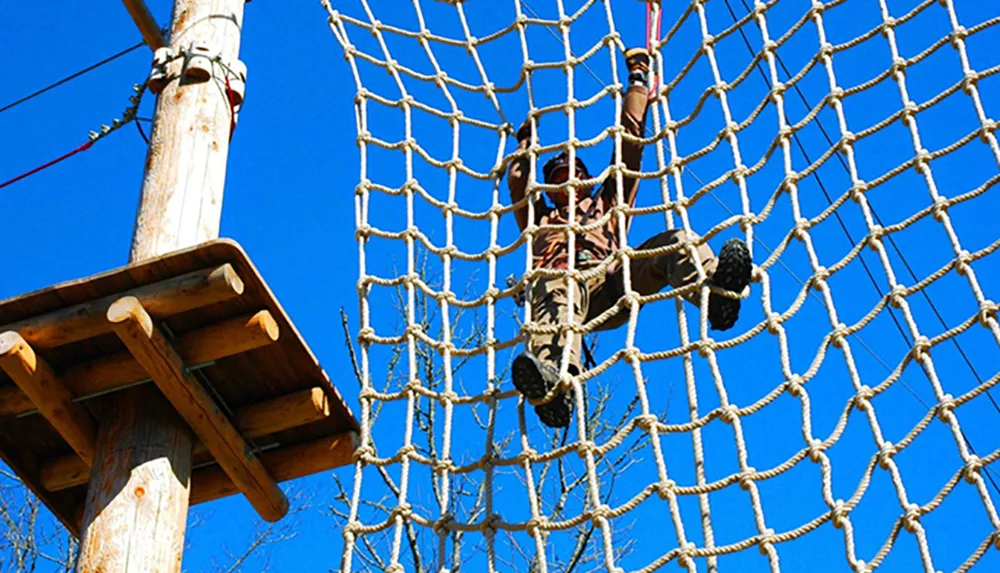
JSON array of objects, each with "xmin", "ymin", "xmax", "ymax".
[
  {"xmin": 630, "ymin": 229, "xmax": 716, "ymax": 303},
  {"xmin": 513, "ymin": 276, "xmax": 588, "ymax": 428},
  {"xmin": 526, "ymin": 277, "xmax": 585, "ymax": 375},
  {"xmin": 595, "ymin": 230, "xmax": 752, "ymax": 331}
]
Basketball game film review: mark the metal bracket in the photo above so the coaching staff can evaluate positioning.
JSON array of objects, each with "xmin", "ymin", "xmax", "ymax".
[
  {"xmin": 183, "ymin": 42, "xmax": 215, "ymax": 82},
  {"xmin": 227, "ymin": 59, "xmax": 248, "ymax": 107},
  {"xmin": 147, "ymin": 46, "xmax": 175, "ymax": 94}
]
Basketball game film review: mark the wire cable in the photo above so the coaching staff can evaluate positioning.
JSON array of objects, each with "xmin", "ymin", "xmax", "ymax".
[
  {"xmin": 0, "ymin": 41, "xmax": 145, "ymax": 116},
  {"xmin": 0, "ymin": 81, "xmax": 149, "ymax": 191}
]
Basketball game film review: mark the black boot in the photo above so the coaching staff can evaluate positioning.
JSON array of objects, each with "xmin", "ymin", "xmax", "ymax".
[
  {"xmin": 512, "ymin": 352, "xmax": 574, "ymax": 428},
  {"xmin": 708, "ymin": 238, "xmax": 752, "ymax": 331}
]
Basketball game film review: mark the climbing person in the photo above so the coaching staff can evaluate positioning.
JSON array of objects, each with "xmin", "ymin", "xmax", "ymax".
[{"xmin": 505, "ymin": 47, "xmax": 753, "ymax": 428}]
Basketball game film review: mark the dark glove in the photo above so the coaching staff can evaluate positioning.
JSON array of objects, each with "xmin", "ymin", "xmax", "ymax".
[{"xmin": 625, "ymin": 47, "xmax": 650, "ymax": 75}]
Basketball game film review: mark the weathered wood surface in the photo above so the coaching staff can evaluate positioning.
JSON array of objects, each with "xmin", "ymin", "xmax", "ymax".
[
  {"xmin": 0, "ymin": 332, "xmax": 98, "ymax": 464},
  {"xmin": 76, "ymin": 386, "xmax": 193, "ymax": 573},
  {"xmin": 189, "ymin": 431, "xmax": 357, "ymax": 505},
  {"xmin": 0, "ymin": 310, "xmax": 279, "ymax": 417},
  {"xmin": 234, "ymin": 386, "xmax": 330, "ymax": 438},
  {"xmin": 0, "ymin": 264, "xmax": 243, "ymax": 350},
  {"xmin": 108, "ymin": 296, "xmax": 288, "ymax": 521},
  {"xmin": 129, "ymin": 0, "xmax": 246, "ymax": 261},
  {"xmin": 42, "ymin": 387, "xmax": 331, "ymax": 492}
]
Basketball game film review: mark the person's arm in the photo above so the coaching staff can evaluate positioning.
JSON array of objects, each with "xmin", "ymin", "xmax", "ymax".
[
  {"xmin": 604, "ymin": 83, "xmax": 650, "ymax": 209},
  {"xmin": 508, "ymin": 120, "xmax": 536, "ymax": 231}
]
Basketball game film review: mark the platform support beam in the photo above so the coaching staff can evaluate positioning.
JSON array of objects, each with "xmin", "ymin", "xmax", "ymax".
[
  {"xmin": 41, "ymin": 387, "xmax": 330, "ymax": 493},
  {"xmin": 189, "ymin": 431, "xmax": 357, "ymax": 505},
  {"xmin": 107, "ymin": 297, "xmax": 288, "ymax": 521},
  {"xmin": 0, "ymin": 310, "xmax": 279, "ymax": 418},
  {"xmin": 76, "ymin": 1, "xmax": 247, "ymax": 571},
  {"xmin": 0, "ymin": 332, "xmax": 98, "ymax": 465},
  {"xmin": 0, "ymin": 264, "xmax": 244, "ymax": 350}
]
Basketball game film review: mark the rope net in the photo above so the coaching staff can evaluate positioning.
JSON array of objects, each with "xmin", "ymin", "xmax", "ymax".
[{"xmin": 322, "ymin": 0, "xmax": 1000, "ymax": 571}]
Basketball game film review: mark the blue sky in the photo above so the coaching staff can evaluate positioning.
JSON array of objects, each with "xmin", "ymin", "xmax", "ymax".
[{"xmin": 2, "ymin": 1, "xmax": 1000, "ymax": 572}]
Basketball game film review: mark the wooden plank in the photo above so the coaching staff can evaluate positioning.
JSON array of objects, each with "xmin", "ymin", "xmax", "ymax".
[
  {"xmin": 0, "ymin": 310, "xmax": 279, "ymax": 417},
  {"xmin": 121, "ymin": 0, "xmax": 166, "ymax": 50},
  {"xmin": 106, "ymin": 296, "xmax": 288, "ymax": 522},
  {"xmin": 0, "ymin": 264, "xmax": 244, "ymax": 350},
  {"xmin": 41, "ymin": 387, "xmax": 331, "ymax": 492},
  {"xmin": 0, "ymin": 332, "xmax": 98, "ymax": 464},
  {"xmin": 189, "ymin": 432, "xmax": 357, "ymax": 505}
]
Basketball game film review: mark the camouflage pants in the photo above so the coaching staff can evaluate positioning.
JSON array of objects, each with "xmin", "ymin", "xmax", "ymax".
[{"xmin": 526, "ymin": 229, "xmax": 717, "ymax": 374}]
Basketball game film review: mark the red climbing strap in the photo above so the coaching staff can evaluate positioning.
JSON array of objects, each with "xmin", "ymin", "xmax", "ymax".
[
  {"xmin": 645, "ymin": 1, "xmax": 663, "ymax": 99},
  {"xmin": 224, "ymin": 75, "xmax": 238, "ymax": 141},
  {"xmin": 0, "ymin": 140, "xmax": 94, "ymax": 191}
]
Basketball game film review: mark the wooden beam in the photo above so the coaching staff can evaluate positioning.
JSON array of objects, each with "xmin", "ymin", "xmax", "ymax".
[
  {"xmin": 234, "ymin": 387, "xmax": 330, "ymax": 438},
  {"xmin": 0, "ymin": 264, "xmax": 244, "ymax": 350},
  {"xmin": 40, "ymin": 387, "xmax": 331, "ymax": 492},
  {"xmin": 41, "ymin": 455, "xmax": 90, "ymax": 493},
  {"xmin": 107, "ymin": 296, "xmax": 288, "ymax": 522},
  {"xmin": 121, "ymin": 0, "xmax": 166, "ymax": 51},
  {"xmin": 176, "ymin": 310, "xmax": 279, "ymax": 360},
  {"xmin": 189, "ymin": 432, "xmax": 357, "ymax": 505},
  {"xmin": 0, "ymin": 332, "xmax": 98, "ymax": 465},
  {"xmin": 0, "ymin": 310, "xmax": 279, "ymax": 418}
]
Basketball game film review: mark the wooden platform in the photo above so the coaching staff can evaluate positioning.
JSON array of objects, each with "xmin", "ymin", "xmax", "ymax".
[{"xmin": 0, "ymin": 239, "xmax": 359, "ymax": 537}]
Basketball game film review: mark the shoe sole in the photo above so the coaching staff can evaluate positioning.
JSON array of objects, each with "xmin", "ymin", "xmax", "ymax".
[
  {"xmin": 512, "ymin": 354, "xmax": 573, "ymax": 429},
  {"xmin": 512, "ymin": 354, "xmax": 550, "ymax": 400},
  {"xmin": 708, "ymin": 238, "xmax": 752, "ymax": 331}
]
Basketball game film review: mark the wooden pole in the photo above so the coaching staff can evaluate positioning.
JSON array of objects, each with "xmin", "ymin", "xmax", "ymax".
[
  {"xmin": 76, "ymin": 1, "xmax": 246, "ymax": 570},
  {"xmin": 127, "ymin": 2, "xmax": 245, "ymax": 262}
]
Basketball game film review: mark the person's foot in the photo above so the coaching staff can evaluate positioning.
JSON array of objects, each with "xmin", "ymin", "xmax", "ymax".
[
  {"xmin": 624, "ymin": 47, "xmax": 650, "ymax": 74},
  {"xmin": 708, "ymin": 238, "xmax": 752, "ymax": 331},
  {"xmin": 512, "ymin": 352, "xmax": 574, "ymax": 428}
]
